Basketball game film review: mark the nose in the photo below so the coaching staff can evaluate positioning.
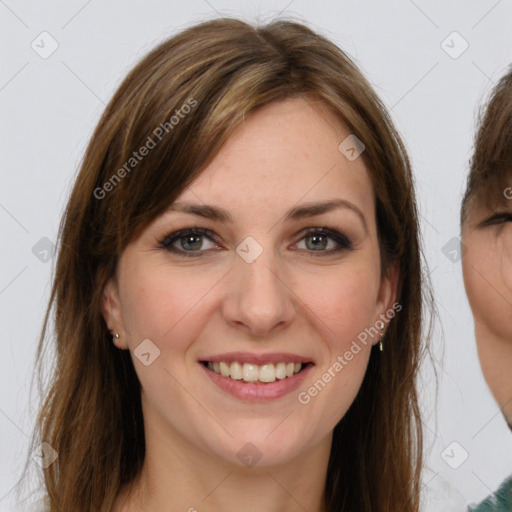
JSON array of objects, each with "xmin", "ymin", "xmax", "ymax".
[{"xmin": 221, "ymin": 245, "xmax": 296, "ymax": 338}]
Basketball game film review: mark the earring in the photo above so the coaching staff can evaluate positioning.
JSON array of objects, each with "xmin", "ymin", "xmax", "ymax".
[
  {"xmin": 377, "ymin": 321, "xmax": 385, "ymax": 351},
  {"xmin": 110, "ymin": 332, "xmax": 121, "ymax": 349}
]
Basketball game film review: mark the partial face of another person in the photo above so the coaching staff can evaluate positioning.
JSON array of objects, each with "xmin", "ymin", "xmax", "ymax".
[
  {"xmin": 462, "ymin": 194, "xmax": 512, "ymax": 427},
  {"xmin": 101, "ymin": 96, "xmax": 397, "ymax": 468}
]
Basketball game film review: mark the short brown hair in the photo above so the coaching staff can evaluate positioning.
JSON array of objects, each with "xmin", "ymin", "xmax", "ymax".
[{"xmin": 461, "ymin": 69, "xmax": 512, "ymax": 226}]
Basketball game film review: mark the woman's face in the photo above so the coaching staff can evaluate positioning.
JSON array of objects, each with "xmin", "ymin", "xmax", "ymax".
[
  {"xmin": 462, "ymin": 196, "xmax": 512, "ymax": 426},
  {"xmin": 102, "ymin": 96, "xmax": 398, "ymax": 468}
]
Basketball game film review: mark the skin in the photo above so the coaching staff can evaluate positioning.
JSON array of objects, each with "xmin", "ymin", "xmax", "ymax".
[
  {"xmin": 462, "ymin": 198, "xmax": 512, "ymax": 428},
  {"xmin": 102, "ymin": 96, "xmax": 399, "ymax": 512}
]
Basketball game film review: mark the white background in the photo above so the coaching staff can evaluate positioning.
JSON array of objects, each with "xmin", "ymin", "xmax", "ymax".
[{"xmin": 1, "ymin": 1, "xmax": 511, "ymax": 510}]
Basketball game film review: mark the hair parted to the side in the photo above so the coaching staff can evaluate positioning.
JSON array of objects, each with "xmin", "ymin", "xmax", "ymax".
[
  {"xmin": 461, "ymin": 69, "xmax": 512, "ymax": 227},
  {"xmin": 19, "ymin": 16, "xmax": 432, "ymax": 512}
]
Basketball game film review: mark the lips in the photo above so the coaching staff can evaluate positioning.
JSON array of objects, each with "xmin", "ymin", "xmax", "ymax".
[{"xmin": 198, "ymin": 351, "xmax": 314, "ymax": 401}]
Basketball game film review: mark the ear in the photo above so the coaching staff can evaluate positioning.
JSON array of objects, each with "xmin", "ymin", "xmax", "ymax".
[
  {"xmin": 100, "ymin": 276, "xmax": 129, "ymax": 349},
  {"xmin": 374, "ymin": 260, "xmax": 400, "ymax": 343}
]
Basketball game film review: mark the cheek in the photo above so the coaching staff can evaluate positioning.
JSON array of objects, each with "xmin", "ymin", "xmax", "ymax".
[
  {"xmin": 120, "ymin": 261, "xmax": 221, "ymax": 351},
  {"xmin": 463, "ymin": 244, "xmax": 512, "ymax": 341},
  {"xmin": 476, "ymin": 324, "xmax": 512, "ymax": 415},
  {"xmin": 301, "ymin": 263, "xmax": 381, "ymax": 342},
  {"xmin": 295, "ymin": 264, "xmax": 379, "ymax": 405},
  {"xmin": 463, "ymin": 237, "xmax": 512, "ymax": 413},
  {"xmin": 499, "ymin": 234, "xmax": 512, "ymax": 291}
]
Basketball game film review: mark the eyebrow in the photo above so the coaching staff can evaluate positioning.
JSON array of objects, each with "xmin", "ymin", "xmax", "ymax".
[{"xmin": 166, "ymin": 199, "xmax": 368, "ymax": 232}]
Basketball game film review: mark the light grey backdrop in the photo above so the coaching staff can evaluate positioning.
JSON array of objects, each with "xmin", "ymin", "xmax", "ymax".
[{"xmin": 1, "ymin": 1, "xmax": 511, "ymax": 510}]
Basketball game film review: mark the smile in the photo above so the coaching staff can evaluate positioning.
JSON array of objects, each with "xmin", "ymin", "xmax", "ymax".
[
  {"xmin": 199, "ymin": 353, "xmax": 315, "ymax": 402},
  {"xmin": 202, "ymin": 361, "xmax": 308, "ymax": 383}
]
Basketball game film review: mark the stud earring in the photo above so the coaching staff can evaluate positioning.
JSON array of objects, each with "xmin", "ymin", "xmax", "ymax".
[{"xmin": 377, "ymin": 321, "xmax": 385, "ymax": 351}]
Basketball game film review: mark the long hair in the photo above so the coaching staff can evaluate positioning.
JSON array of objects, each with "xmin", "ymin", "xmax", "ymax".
[{"xmin": 21, "ymin": 16, "xmax": 430, "ymax": 511}]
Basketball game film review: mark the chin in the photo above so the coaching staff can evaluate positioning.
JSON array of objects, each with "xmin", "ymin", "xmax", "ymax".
[{"xmin": 215, "ymin": 433, "xmax": 306, "ymax": 470}]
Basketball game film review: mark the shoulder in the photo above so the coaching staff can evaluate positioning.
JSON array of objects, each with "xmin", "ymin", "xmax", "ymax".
[{"xmin": 468, "ymin": 474, "xmax": 512, "ymax": 512}]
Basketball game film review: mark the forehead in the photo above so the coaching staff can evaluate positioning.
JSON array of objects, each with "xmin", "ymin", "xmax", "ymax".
[{"xmin": 176, "ymin": 97, "xmax": 375, "ymax": 222}]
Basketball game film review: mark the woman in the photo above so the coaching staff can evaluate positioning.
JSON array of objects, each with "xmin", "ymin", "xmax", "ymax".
[
  {"xmin": 461, "ymin": 69, "xmax": 512, "ymax": 511},
  {"xmin": 19, "ymin": 17, "xmax": 430, "ymax": 511}
]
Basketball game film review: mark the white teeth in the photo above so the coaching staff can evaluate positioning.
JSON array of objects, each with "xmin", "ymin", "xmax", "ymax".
[
  {"xmin": 242, "ymin": 363, "xmax": 259, "ymax": 382},
  {"xmin": 230, "ymin": 361, "xmax": 243, "ymax": 380},
  {"xmin": 219, "ymin": 361, "xmax": 230, "ymax": 377},
  {"xmin": 259, "ymin": 364, "xmax": 276, "ymax": 383},
  {"xmin": 275, "ymin": 362, "xmax": 287, "ymax": 379},
  {"xmin": 205, "ymin": 360, "xmax": 305, "ymax": 382}
]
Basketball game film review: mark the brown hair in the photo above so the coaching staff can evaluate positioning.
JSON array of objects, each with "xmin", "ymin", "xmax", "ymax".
[
  {"xmin": 461, "ymin": 69, "xmax": 512, "ymax": 226},
  {"xmin": 21, "ymin": 16, "xmax": 430, "ymax": 512}
]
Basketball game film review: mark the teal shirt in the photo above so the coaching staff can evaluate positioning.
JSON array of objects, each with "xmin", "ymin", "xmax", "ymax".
[{"xmin": 468, "ymin": 475, "xmax": 512, "ymax": 512}]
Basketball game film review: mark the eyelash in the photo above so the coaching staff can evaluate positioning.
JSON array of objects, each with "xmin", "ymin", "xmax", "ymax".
[
  {"xmin": 482, "ymin": 212, "xmax": 512, "ymax": 226},
  {"xmin": 157, "ymin": 227, "xmax": 353, "ymax": 258}
]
